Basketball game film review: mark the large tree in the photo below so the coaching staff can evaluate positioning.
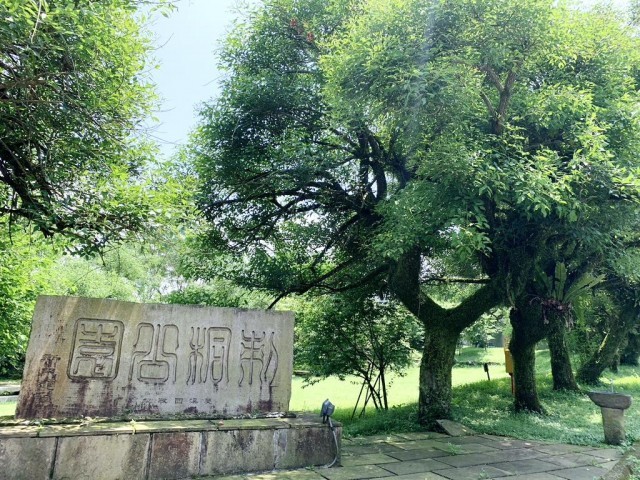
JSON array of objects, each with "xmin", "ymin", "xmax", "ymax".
[
  {"xmin": 193, "ymin": 0, "xmax": 640, "ymax": 423},
  {"xmin": 0, "ymin": 0, "xmax": 161, "ymax": 251},
  {"xmin": 193, "ymin": 0, "xmax": 500, "ymax": 427}
]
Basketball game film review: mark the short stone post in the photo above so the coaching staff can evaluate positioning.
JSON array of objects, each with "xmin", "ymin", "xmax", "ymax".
[
  {"xmin": 587, "ymin": 391, "xmax": 632, "ymax": 445},
  {"xmin": 601, "ymin": 407, "xmax": 626, "ymax": 445}
]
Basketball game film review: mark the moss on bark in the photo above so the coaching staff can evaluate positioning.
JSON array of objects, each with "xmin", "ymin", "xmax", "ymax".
[
  {"xmin": 417, "ymin": 324, "xmax": 460, "ymax": 427},
  {"xmin": 510, "ymin": 301, "xmax": 547, "ymax": 413},
  {"xmin": 547, "ymin": 317, "xmax": 578, "ymax": 391}
]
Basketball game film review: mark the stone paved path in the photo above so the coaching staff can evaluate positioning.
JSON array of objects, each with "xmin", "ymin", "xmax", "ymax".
[{"xmin": 216, "ymin": 431, "xmax": 624, "ymax": 480}]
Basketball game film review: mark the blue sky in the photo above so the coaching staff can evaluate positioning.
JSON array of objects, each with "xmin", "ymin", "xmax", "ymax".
[
  {"xmin": 146, "ymin": 0, "xmax": 631, "ymax": 158},
  {"xmin": 146, "ymin": 0, "xmax": 255, "ymax": 158}
]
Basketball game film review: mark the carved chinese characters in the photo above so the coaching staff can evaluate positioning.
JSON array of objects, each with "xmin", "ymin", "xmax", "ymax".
[
  {"xmin": 129, "ymin": 323, "xmax": 179, "ymax": 384},
  {"xmin": 16, "ymin": 296, "xmax": 294, "ymax": 419},
  {"xmin": 186, "ymin": 327, "xmax": 231, "ymax": 386},
  {"xmin": 68, "ymin": 319, "xmax": 124, "ymax": 380}
]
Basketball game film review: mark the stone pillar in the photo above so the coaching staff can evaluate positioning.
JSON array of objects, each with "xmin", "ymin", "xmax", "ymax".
[
  {"xmin": 587, "ymin": 391, "xmax": 632, "ymax": 446},
  {"xmin": 601, "ymin": 407, "xmax": 626, "ymax": 445}
]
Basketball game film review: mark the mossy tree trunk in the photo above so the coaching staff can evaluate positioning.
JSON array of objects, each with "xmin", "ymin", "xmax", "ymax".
[
  {"xmin": 547, "ymin": 317, "xmax": 579, "ymax": 391},
  {"xmin": 418, "ymin": 324, "xmax": 460, "ymax": 425},
  {"xmin": 509, "ymin": 300, "xmax": 547, "ymax": 413},
  {"xmin": 389, "ymin": 249, "xmax": 502, "ymax": 428},
  {"xmin": 577, "ymin": 309, "xmax": 635, "ymax": 385}
]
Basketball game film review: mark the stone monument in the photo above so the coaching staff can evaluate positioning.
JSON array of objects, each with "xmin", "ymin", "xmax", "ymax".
[
  {"xmin": 17, "ymin": 296, "xmax": 294, "ymax": 419},
  {"xmin": 3, "ymin": 296, "xmax": 340, "ymax": 479}
]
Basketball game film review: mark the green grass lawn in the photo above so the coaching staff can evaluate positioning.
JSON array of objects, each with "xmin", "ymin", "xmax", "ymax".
[
  {"xmin": 292, "ymin": 347, "xmax": 640, "ymax": 446},
  {"xmin": 2, "ymin": 347, "xmax": 638, "ymax": 446},
  {"xmin": 290, "ymin": 347, "xmax": 511, "ymax": 412},
  {"xmin": 0, "ymin": 402, "xmax": 15, "ymax": 416}
]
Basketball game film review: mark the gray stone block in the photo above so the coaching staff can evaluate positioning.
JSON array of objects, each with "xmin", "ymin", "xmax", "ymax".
[
  {"xmin": 54, "ymin": 433, "xmax": 149, "ymax": 480},
  {"xmin": 0, "ymin": 437, "xmax": 56, "ymax": 480},
  {"xmin": 275, "ymin": 425, "xmax": 341, "ymax": 469},
  {"xmin": 148, "ymin": 431, "xmax": 201, "ymax": 479},
  {"xmin": 201, "ymin": 428, "xmax": 276, "ymax": 475},
  {"xmin": 436, "ymin": 419, "xmax": 475, "ymax": 436}
]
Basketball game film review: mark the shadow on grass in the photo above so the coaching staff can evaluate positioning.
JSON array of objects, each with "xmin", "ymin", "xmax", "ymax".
[{"xmin": 339, "ymin": 370, "xmax": 640, "ymax": 446}]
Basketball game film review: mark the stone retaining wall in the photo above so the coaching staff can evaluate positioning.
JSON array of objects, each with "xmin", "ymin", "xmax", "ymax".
[{"xmin": 0, "ymin": 415, "xmax": 340, "ymax": 479}]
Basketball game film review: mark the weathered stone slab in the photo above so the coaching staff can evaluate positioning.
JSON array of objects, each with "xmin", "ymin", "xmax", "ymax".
[
  {"xmin": 436, "ymin": 419, "xmax": 475, "ymax": 436},
  {"xmin": 54, "ymin": 433, "xmax": 149, "ymax": 480},
  {"xmin": 0, "ymin": 437, "xmax": 56, "ymax": 479},
  {"xmin": 0, "ymin": 417, "xmax": 341, "ymax": 479},
  {"xmin": 275, "ymin": 423, "xmax": 341, "ymax": 469},
  {"xmin": 148, "ymin": 431, "xmax": 201, "ymax": 479},
  {"xmin": 38, "ymin": 421, "xmax": 135, "ymax": 437},
  {"xmin": 16, "ymin": 296, "xmax": 294, "ymax": 419},
  {"xmin": 319, "ymin": 464, "xmax": 395, "ymax": 480},
  {"xmin": 0, "ymin": 425, "xmax": 40, "ymax": 438},
  {"xmin": 202, "ymin": 428, "xmax": 276, "ymax": 475}
]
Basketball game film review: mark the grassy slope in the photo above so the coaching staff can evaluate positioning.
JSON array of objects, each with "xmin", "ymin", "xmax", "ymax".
[
  {"xmin": 291, "ymin": 347, "xmax": 510, "ymax": 412},
  {"xmin": 3, "ymin": 347, "xmax": 638, "ymax": 446},
  {"xmin": 295, "ymin": 347, "xmax": 640, "ymax": 446}
]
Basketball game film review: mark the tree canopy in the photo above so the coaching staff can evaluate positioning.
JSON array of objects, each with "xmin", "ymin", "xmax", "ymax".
[
  {"xmin": 192, "ymin": 0, "xmax": 640, "ymax": 423},
  {"xmin": 0, "ymin": 0, "xmax": 160, "ymax": 251}
]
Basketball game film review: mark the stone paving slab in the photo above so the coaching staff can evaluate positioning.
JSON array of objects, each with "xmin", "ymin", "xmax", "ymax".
[
  {"xmin": 390, "ymin": 474, "xmax": 448, "ymax": 480},
  {"xmin": 213, "ymin": 470, "xmax": 327, "ymax": 480},
  {"xmin": 496, "ymin": 474, "xmax": 566, "ymax": 480},
  {"xmin": 490, "ymin": 458, "xmax": 563, "ymax": 475},
  {"xmin": 544, "ymin": 452, "xmax": 610, "ymax": 468},
  {"xmin": 380, "ymin": 458, "xmax": 450, "ymax": 475},
  {"xmin": 436, "ymin": 419, "xmax": 475, "ymax": 436},
  {"xmin": 552, "ymin": 465, "xmax": 611, "ymax": 479},
  {"xmin": 385, "ymin": 448, "xmax": 453, "ymax": 461},
  {"xmin": 345, "ymin": 443, "xmax": 407, "ymax": 455},
  {"xmin": 212, "ymin": 432, "xmax": 625, "ymax": 480},
  {"xmin": 340, "ymin": 454, "xmax": 399, "ymax": 467},
  {"xmin": 488, "ymin": 447, "xmax": 549, "ymax": 461},
  {"xmin": 433, "ymin": 450, "xmax": 507, "ymax": 467},
  {"xmin": 0, "ymin": 424, "xmax": 40, "ymax": 438},
  {"xmin": 600, "ymin": 460, "xmax": 621, "ymax": 470},
  {"xmin": 391, "ymin": 439, "xmax": 451, "ymax": 450},
  {"xmin": 582, "ymin": 448, "xmax": 624, "ymax": 460},
  {"xmin": 319, "ymin": 464, "xmax": 395, "ymax": 480},
  {"xmin": 438, "ymin": 442, "xmax": 500, "ymax": 454},
  {"xmin": 480, "ymin": 434, "xmax": 543, "ymax": 449},
  {"xmin": 534, "ymin": 444, "xmax": 596, "ymax": 455},
  {"xmin": 434, "ymin": 464, "xmax": 513, "ymax": 479},
  {"xmin": 349, "ymin": 434, "xmax": 406, "ymax": 445},
  {"xmin": 393, "ymin": 432, "xmax": 449, "ymax": 441}
]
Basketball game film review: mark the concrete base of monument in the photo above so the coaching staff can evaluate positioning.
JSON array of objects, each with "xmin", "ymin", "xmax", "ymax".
[{"xmin": 0, "ymin": 414, "xmax": 341, "ymax": 479}]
